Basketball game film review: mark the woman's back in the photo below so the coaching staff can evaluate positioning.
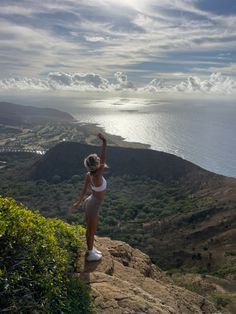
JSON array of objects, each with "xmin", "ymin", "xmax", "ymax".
[{"xmin": 89, "ymin": 173, "xmax": 107, "ymax": 199}]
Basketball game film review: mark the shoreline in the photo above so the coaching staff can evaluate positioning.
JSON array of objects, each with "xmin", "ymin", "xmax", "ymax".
[
  {"xmin": 76, "ymin": 121, "xmax": 236, "ymax": 179},
  {"xmin": 74, "ymin": 120, "xmax": 150, "ymax": 149},
  {"xmin": 1, "ymin": 117, "xmax": 235, "ymax": 179}
]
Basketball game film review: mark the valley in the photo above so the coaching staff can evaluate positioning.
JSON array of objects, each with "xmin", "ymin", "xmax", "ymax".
[{"xmin": 1, "ymin": 102, "xmax": 236, "ymax": 312}]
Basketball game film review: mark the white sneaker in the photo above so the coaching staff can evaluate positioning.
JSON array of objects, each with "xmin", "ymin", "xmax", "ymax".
[
  {"xmin": 87, "ymin": 250, "xmax": 102, "ymax": 262},
  {"xmin": 93, "ymin": 247, "xmax": 102, "ymax": 254}
]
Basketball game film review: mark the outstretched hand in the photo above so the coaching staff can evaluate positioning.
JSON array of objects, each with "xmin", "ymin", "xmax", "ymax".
[{"xmin": 98, "ymin": 133, "xmax": 106, "ymax": 142}]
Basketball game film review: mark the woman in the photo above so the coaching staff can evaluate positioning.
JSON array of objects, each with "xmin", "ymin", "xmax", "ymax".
[{"xmin": 73, "ymin": 133, "xmax": 107, "ymax": 262}]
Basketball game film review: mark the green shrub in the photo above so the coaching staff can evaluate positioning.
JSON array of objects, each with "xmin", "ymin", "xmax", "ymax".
[
  {"xmin": 71, "ymin": 175, "xmax": 80, "ymax": 184},
  {"xmin": 51, "ymin": 175, "xmax": 62, "ymax": 184},
  {"xmin": 0, "ymin": 196, "xmax": 94, "ymax": 313}
]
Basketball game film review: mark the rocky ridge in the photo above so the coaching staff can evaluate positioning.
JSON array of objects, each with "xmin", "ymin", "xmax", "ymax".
[{"xmin": 77, "ymin": 237, "xmax": 222, "ymax": 314}]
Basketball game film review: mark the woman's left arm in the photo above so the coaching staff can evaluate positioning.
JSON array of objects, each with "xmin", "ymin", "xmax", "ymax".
[{"xmin": 72, "ymin": 173, "xmax": 90, "ymax": 209}]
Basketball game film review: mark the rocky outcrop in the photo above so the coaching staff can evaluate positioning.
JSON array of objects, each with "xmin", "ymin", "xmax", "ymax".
[{"xmin": 77, "ymin": 237, "xmax": 220, "ymax": 314}]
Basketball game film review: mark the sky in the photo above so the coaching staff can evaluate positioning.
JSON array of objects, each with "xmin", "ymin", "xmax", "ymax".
[{"xmin": 0, "ymin": 0, "xmax": 236, "ymax": 95}]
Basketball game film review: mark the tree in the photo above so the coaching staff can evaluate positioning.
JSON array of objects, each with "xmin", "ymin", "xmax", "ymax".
[{"xmin": 51, "ymin": 175, "xmax": 61, "ymax": 184}]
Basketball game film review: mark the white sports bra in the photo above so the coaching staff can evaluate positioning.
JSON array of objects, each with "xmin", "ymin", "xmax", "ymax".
[{"xmin": 90, "ymin": 176, "xmax": 107, "ymax": 192}]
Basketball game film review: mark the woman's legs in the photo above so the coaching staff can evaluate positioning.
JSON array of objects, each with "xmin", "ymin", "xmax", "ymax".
[
  {"xmin": 85, "ymin": 195, "xmax": 101, "ymax": 252},
  {"xmin": 86, "ymin": 210, "xmax": 99, "ymax": 251}
]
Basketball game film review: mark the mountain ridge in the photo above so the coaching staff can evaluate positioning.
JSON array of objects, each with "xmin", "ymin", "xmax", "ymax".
[
  {"xmin": 0, "ymin": 102, "xmax": 74, "ymax": 125},
  {"xmin": 27, "ymin": 141, "xmax": 227, "ymax": 186}
]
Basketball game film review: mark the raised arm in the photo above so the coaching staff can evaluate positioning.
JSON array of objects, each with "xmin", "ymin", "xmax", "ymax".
[{"xmin": 98, "ymin": 133, "xmax": 107, "ymax": 165}]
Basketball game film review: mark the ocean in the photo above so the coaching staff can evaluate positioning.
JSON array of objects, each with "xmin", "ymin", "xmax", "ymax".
[{"xmin": 71, "ymin": 97, "xmax": 236, "ymax": 178}]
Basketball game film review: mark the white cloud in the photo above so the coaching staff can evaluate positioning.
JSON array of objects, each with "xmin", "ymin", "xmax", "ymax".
[
  {"xmin": 48, "ymin": 72, "xmax": 110, "ymax": 89},
  {"xmin": 0, "ymin": 77, "xmax": 49, "ymax": 90},
  {"xmin": 142, "ymin": 79, "xmax": 165, "ymax": 92},
  {"xmin": 0, "ymin": 6, "xmax": 35, "ymax": 15},
  {"xmin": 114, "ymin": 72, "xmax": 136, "ymax": 90},
  {"xmin": 0, "ymin": 72, "xmax": 110, "ymax": 91},
  {"xmin": 1, "ymin": 0, "xmax": 236, "ymax": 81},
  {"xmin": 144, "ymin": 72, "xmax": 236, "ymax": 95},
  {"xmin": 0, "ymin": 72, "xmax": 235, "ymax": 95},
  {"xmin": 175, "ymin": 72, "xmax": 236, "ymax": 94},
  {"xmin": 84, "ymin": 36, "xmax": 106, "ymax": 42}
]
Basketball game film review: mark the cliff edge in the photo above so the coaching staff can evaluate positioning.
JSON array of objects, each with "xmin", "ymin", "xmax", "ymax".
[{"xmin": 77, "ymin": 237, "xmax": 222, "ymax": 314}]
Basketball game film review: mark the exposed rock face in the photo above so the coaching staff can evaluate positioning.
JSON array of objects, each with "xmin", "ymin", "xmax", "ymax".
[{"xmin": 77, "ymin": 237, "xmax": 220, "ymax": 314}]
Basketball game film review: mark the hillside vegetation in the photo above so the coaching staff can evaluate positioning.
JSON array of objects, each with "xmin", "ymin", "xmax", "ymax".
[
  {"xmin": 25, "ymin": 143, "xmax": 236, "ymax": 277},
  {"xmin": 1, "ymin": 148, "xmax": 236, "ymax": 312},
  {"xmin": 0, "ymin": 197, "xmax": 222, "ymax": 314},
  {"xmin": 1, "ymin": 147, "xmax": 236, "ymax": 282},
  {"xmin": 0, "ymin": 196, "xmax": 94, "ymax": 313}
]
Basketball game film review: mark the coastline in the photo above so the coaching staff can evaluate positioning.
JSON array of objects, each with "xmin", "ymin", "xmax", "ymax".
[{"xmin": 74, "ymin": 121, "xmax": 150, "ymax": 149}]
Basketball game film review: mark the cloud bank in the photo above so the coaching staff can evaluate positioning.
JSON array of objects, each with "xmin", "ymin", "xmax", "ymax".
[
  {"xmin": 0, "ymin": 0, "xmax": 236, "ymax": 83},
  {"xmin": 143, "ymin": 72, "xmax": 236, "ymax": 94},
  {"xmin": 0, "ymin": 72, "xmax": 235, "ymax": 95}
]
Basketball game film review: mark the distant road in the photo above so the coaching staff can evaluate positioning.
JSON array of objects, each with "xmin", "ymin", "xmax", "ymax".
[{"xmin": 0, "ymin": 147, "xmax": 46, "ymax": 155}]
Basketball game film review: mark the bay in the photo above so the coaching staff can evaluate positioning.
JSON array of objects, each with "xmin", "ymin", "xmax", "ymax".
[{"xmin": 72, "ymin": 98, "xmax": 236, "ymax": 178}]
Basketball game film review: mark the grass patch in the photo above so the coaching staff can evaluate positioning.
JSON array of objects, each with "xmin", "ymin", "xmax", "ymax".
[{"xmin": 211, "ymin": 292, "xmax": 233, "ymax": 309}]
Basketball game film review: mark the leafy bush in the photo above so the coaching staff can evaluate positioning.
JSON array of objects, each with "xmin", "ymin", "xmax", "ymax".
[{"xmin": 0, "ymin": 196, "xmax": 94, "ymax": 313}]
